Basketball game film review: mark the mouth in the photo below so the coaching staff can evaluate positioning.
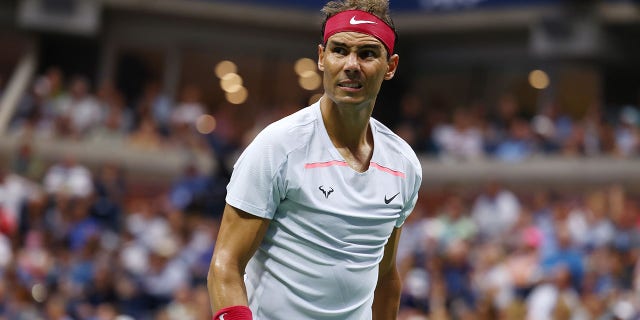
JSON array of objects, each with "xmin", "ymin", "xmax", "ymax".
[{"xmin": 337, "ymin": 81, "xmax": 363, "ymax": 90}]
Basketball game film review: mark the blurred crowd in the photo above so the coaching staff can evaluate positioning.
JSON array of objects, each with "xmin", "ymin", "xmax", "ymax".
[
  {"xmin": 0, "ymin": 157, "xmax": 219, "ymax": 320},
  {"xmin": 7, "ymin": 66, "xmax": 239, "ymax": 155},
  {"xmin": 0, "ymin": 66, "xmax": 638, "ymax": 319},
  {"xmin": 392, "ymin": 92, "xmax": 640, "ymax": 162},
  {"xmin": 397, "ymin": 182, "xmax": 640, "ymax": 320},
  {"xmin": 4, "ymin": 66, "xmax": 640, "ymax": 164}
]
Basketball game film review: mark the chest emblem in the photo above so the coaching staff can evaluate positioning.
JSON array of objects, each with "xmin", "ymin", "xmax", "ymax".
[
  {"xmin": 319, "ymin": 185, "xmax": 334, "ymax": 199},
  {"xmin": 384, "ymin": 192, "xmax": 400, "ymax": 204}
]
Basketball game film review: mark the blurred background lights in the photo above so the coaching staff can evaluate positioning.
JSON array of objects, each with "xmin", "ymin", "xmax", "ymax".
[
  {"xmin": 220, "ymin": 73, "xmax": 243, "ymax": 92},
  {"xmin": 31, "ymin": 283, "xmax": 48, "ymax": 303},
  {"xmin": 196, "ymin": 114, "xmax": 217, "ymax": 134},
  {"xmin": 225, "ymin": 83, "xmax": 244, "ymax": 94},
  {"xmin": 214, "ymin": 60, "xmax": 237, "ymax": 79},
  {"xmin": 226, "ymin": 86, "xmax": 248, "ymax": 104},
  {"xmin": 529, "ymin": 69, "xmax": 550, "ymax": 90},
  {"xmin": 294, "ymin": 57, "xmax": 316, "ymax": 76},
  {"xmin": 298, "ymin": 70, "xmax": 322, "ymax": 91}
]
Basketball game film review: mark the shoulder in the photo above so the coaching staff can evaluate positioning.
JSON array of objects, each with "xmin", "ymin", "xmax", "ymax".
[
  {"xmin": 244, "ymin": 105, "xmax": 318, "ymax": 156},
  {"xmin": 371, "ymin": 118, "xmax": 422, "ymax": 174}
]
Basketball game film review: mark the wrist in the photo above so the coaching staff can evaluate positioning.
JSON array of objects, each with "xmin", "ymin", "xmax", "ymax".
[{"xmin": 213, "ymin": 305, "xmax": 253, "ymax": 320}]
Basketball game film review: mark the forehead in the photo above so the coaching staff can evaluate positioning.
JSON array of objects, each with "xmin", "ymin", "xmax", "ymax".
[{"xmin": 327, "ymin": 31, "xmax": 384, "ymax": 48}]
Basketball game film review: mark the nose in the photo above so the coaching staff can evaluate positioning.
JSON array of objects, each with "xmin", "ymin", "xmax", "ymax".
[{"xmin": 344, "ymin": 52, "xmax": 360, "ymax": 73}]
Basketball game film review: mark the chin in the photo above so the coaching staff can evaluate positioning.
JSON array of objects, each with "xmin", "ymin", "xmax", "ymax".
[{"xmin": 338, "ymin": 99, "xmax": 370, "ymax": 109}]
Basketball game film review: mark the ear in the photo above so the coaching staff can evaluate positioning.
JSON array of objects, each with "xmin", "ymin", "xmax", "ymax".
[
  {"xmin": 317, "ymin": 44, "xmax": 325, "ymax": 72},
  {"xmin": 384, "ymin": 54, "xmax": 399, "ymax": 80}
]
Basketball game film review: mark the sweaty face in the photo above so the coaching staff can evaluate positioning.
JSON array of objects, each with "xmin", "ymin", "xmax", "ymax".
[{"xmin": 318, "ymin": 32, "xmax": 398, "ymax": 109}]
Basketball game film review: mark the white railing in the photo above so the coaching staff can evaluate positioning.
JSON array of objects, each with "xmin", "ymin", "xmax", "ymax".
[
  {"xmin": 420, "ymin": 155, "xmax": 640, "ymax": 191},
  {"xmin": 0, "ymin": 44, "xmax": 37, "ymax": 135}
]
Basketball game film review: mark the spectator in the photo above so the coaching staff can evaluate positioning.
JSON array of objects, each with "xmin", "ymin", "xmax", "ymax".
[
  {"xmin": 433, "ymin": 107, "xmax": 484, "ymax": 161},
  {"xmin": 580, "ymin": 103, "xmax": 607, "ymax": 156},
  {"xmin": 168, "ymin": 163, "xmax": 209, "ymax": 213},
  {"xmin": 42, "ymin": 154, "xmax": 93, "ymax": 199},
  {"xmin": 538, "ymin": 100, "xmax": 575, "ymax": 150},
  {"xmin": 11, "ymin": 141, "xmax": 47, "ymax": 182},
  {"xmin": 441, "ymin": 240, "xmax": 475, "ymax": 318},
  {"xmin": 84, "ymin": 265, "xmax": 117, "ymax": 310},
  {"xmin": 66, "ymin": 198, "xmax": 101, "ymax": 253},
  {"xmin": 164, "ymin": 285, "xmax": 200, "ymax": 320},
  {"xmin": 91, "ymin": 163, "xmax": 126, "ymax": 231},
  {"xmin": 472, "ymin": 241, "xmax": 512, "ymax": 317},
  {"xmin": 178, "ymin": 217, "xmax": 216, "ymax": 283},
  {"xmin": 169, "ymin": 84, "xmax": 207, "ymax": 150},
  {"xmin": 493, "ymin": 117, "xmax": 536, "ymax": 162},
  {"xmin": 89, "ymin": 80, "xmax": 133, "ymax": 143},
  {"xmin": 0, "ymin": 231, "xmax": 11, "ymax": 272},
  {"xmin": 15, "ymin": 230, "xmax": 54, "ymax": 285},
  {"xmin": 141, "ymin": 236, "xmax": 190, "ymax": 313},
  {"xmin": 44, "ymin": 294, "xmax": 73, "ymax": 320},
  {"xmin": 118, "ymin": 229, "xmax": 149, "ymax": 277},
  {"xmin": 526, "ymin": 264, "xmax": 587, "ymax": 320},
  {"xmin": 471, "ymin": 180, "xmax": 521, "ymax": 241},
  {"xmin": 56, "ymin": 75, "xmax": 103, "ymax": 138},
  {"xmin": 170, "ymin": 85, "xmax": 204, "ymax": 131},
  {"xmin": 127, "ymin": 117, "xmax": 165, "ymax": 151},
  {"xmin": 503, "ymin": 224, "xmax": 544, "ymax": 305},
  {"xmin": 614, "ymin": 105, "xmax": 640, "ymax": 157},
  {"xmin": 125, "ymin": 197, "xmax": 171, "ymax": 250},
  {"xmin": 541, "ymin": 225, "xmax": 585, "ymax": 291},
  {"xmin": 0, "ymin": 165, "xmax": 41, "ymax": 236},
  {"xmin": 429, "ymin": 193, "xmax": 476, "ymax": 247},
  {"xmin": 575, "ymin": 190, "xmax": 615, "ymax": 250},
  {"xmin": 137, "ymin": 80, "xmax": 173, "ymax": 137},
  {"xmin": 484, "ymin": 93, "xmax": 522, "ymax": 153}
]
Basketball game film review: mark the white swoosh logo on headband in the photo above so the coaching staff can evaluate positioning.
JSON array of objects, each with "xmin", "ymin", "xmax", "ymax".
[{"xmin": 350, "ymin": 16, "xmax": 376, "ymax": 25}]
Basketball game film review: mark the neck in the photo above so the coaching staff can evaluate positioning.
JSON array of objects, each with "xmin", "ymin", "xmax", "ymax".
[
  {"xmin": 320, "ymin": 96, "xmax": 373, "ymax": 149},
  {"xmin": 319, "ymin": 96, "xmax": 374, "ymax": 173}
]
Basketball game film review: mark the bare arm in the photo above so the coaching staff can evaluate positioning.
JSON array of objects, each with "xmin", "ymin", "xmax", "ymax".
[
  {"xmin": 207, "ymin": 204, "xmax": 270, "ymax": 312},
  {"xmin": 372, "ymin": 227, "xmax": 403, "ymax": 320}
]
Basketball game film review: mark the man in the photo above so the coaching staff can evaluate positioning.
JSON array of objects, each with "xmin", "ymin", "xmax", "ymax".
[{"xmin": 207, "ymin": 0, "xmax": 422, "ymax": 319}]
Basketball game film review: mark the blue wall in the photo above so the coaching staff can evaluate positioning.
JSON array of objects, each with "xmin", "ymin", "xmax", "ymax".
[{"xmin": 196, "ymin": 0, "xmax": 637, "ymax": 13}]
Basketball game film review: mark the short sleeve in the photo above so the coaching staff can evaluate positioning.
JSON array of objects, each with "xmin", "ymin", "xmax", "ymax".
[
  {"xmin": 225, "ymin": 129, "xmax": 287, "ymax": 219},
  {"xmin": 395, "ymin": 163, "xmax": 422, "ymax": 228}
]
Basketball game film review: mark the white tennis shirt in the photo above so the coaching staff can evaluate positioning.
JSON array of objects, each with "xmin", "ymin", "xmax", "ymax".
[{"xmin": 225, "ymin": 101, "xmax": 422, "ymax": 319}]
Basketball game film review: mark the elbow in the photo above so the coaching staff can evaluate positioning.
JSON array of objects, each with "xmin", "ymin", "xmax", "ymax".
[
  {"xmin": 208, "ymin": 253, "xmax": 226, "ymax": 286},
  {"xmin": 208, "ymin": 251, "xmax": 243, "ymax": 287},
  {"xmin": 207, "ymin": 259, "xmax": 218, "ymax": 289}
]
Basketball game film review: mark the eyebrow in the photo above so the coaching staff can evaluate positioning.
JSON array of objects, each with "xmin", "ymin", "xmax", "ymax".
[{"xmin": 328, "ymin": 40, "xmax": 383, "ymax": 51}]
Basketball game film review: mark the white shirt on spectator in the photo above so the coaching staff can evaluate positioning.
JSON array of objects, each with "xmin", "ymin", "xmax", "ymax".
[
  {"xmin": 170, "ymin": 102, "xmax": 204, "ymax": 126},
  {"xmin": 433, "ymin": 124, "xmax": 484, "ymax": 161},
  {"xmin": 471, "ymin": 189, "xmax": 520, "ymax": 239},
  {"xmin": 43, "ymin": 162, "xmax": 93, "ymax": 198},
  {"xmin": 58, "ymin": 95, "xmax": 104, "ymax": 134},
  {"xmin": 0, "ymin": 233, "xmax": 12, "ymax": 269},
  {"xmin": 0, "ymin": 173, "xmax": 41, "ymax": 229}
]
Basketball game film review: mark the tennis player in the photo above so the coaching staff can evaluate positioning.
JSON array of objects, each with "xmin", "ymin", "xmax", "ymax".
[{"xmin": 207, "ymin": 0, "xmax": 422, "ymax": 319}]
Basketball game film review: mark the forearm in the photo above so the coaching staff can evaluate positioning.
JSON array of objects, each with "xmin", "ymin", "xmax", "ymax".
[
  {"xmin": 372, "ymin": 267, "xmax": 402, "ymax": 320},
  {"xmin": 207, "ymin": 205, "xmax": 270, "ymax": 315},
  {"xmin": 207, "ymin": 259, "xmax": 249, "ymax": 312}
]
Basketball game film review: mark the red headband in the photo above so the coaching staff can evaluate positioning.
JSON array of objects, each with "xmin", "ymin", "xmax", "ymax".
[{"xmin": 323, "ymin": 10, "xmax": 395, "ymax": 55}]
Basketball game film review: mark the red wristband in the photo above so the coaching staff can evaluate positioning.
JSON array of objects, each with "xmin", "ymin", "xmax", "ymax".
[{"xmin": 213, "ymin": 305, "xmax": 253, "ymax": 320}]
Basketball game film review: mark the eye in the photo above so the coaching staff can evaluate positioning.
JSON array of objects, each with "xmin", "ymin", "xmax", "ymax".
[
  {"xmin": 359, "ymin": 50, "xmax": 379, "ymax": 60},
  {"xmin": 332, "ymin": 47, "xmax": 348, "ymax": 56}
]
